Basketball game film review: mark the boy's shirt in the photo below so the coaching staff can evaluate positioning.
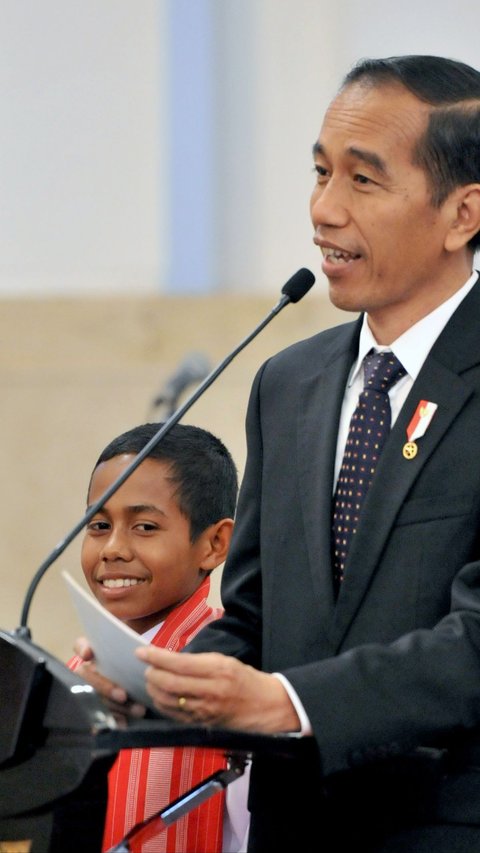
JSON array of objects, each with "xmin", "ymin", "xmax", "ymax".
[{"xmin": 69, "ymin": 577, "xmax": 226, "ymax": 853}]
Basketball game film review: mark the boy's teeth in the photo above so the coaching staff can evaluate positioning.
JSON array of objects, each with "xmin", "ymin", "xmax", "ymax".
[{"xmin": 102, "ymin": 577, "xmax": 143, "ymax": 588}]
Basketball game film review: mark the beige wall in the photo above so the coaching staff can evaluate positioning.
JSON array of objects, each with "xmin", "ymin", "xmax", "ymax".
[{"xmin": 0, "ymin": 292, "xmax": 347, "ymax": 661}]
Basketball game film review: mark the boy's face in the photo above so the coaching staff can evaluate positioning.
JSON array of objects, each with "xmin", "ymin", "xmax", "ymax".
[{"xmin": 81, "ymin": 454, "xmax": 210, "ymax": 634}]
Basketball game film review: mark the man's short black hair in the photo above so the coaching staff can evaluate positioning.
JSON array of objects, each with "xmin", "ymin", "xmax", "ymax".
[
  {"xmin": 343, "ymin": 55, "xmax": 480, "ymax": 252},
  {"xmin": 92, "ymin": 422, "xmax": 238, "ymax": 542}
]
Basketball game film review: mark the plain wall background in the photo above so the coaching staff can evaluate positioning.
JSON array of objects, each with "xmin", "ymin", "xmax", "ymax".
[{"xmin": 1, "ymin": 0, "xmax": 479, "ymax": 297}]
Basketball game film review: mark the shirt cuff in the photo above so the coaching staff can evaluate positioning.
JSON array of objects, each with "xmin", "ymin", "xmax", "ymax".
[{"xmin": 272, "ymin": 672, "xmax": 313, "ymax": 736}]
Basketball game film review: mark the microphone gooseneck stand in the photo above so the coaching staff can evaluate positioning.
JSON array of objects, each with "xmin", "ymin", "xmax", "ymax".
[{"xmin": 108, "ymin": 755, "xmax": 248, "ymax": 852}]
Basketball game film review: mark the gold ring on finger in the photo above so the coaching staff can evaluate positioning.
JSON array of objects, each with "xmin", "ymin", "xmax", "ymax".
[{"xmin": 177, "ymin": 696, "xmax": 187, "ymax": 709}]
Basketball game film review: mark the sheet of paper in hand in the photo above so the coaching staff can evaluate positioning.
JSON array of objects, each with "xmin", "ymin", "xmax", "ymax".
[{"xmin": 62, "ymin": 570, "xmax": 152, "ymax": 709}]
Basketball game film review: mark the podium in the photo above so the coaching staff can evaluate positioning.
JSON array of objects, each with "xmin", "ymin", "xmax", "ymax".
[{"xmin": 0, "ymin": 629, "xmax": 313, "ymax": 852}]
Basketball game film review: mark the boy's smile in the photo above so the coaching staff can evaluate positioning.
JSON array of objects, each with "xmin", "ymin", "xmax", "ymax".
[{"xmin": 81, "ymin": 454, "xmax": 214, "ymax": 634}]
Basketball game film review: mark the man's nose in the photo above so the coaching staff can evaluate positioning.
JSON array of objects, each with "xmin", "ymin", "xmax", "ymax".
[{"xmin": 310, "ymin": 178, "xmax": 350, "ymax": 229}]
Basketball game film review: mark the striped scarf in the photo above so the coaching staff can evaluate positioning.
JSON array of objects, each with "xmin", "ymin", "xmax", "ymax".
[{"xmin": 69, "ymin": 577, "xmax": 225, "ymax": 852}]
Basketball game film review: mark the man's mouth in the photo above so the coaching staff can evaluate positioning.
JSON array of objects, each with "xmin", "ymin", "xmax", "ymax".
[
  {"xmin": 321, "ymin": 247, "xmax": 361, "ymax": 264},
  {"xmin": 99, "ymin": 577, "xmax": 145, "ymax": 589}
]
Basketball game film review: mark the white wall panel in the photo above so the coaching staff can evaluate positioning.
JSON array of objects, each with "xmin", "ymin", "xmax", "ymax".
[{"xmin": 0, "ymin": 1, "xmax": 164, "ymax": 295}]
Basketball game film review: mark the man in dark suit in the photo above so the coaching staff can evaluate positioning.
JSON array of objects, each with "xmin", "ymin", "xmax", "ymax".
[{"xmin": 136, "ymin": 55, "xmax": 480, "ymax": 850}]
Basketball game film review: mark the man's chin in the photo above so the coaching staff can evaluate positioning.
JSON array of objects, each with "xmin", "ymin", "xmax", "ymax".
[{"xmin": 328, "ymin": 286, "xmax": 365, "ymax": 314}]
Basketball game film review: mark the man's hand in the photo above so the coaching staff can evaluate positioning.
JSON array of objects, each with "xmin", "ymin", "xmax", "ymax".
[
  {"xmin": 73, "ymin": 636, "xmax": 145, "ymax": 718},
  {"xmin": 135, "ymin": 646, "xmax": 301, "ymax": 732}
]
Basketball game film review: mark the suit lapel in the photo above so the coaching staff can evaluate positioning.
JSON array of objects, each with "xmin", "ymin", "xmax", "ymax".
[
  {"xmin": 331, "ymin": 280, "xmax": 480, "ymax": 649},
  {"xmin": 296, "ymin": 320, "xmax": 361, "ymax": 632}
]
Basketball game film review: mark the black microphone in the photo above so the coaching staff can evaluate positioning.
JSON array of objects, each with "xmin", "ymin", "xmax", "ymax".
[
  {"xmin": 152, "ymin": 352, "xmax": 212, "ymax": 410},
  {"xmin": 17, "ymin": 268, "xmax": 315, "ymax": 636},
  {"xmin": 281, "ymin": 268, "xmax": 315, "ymax": 303}
]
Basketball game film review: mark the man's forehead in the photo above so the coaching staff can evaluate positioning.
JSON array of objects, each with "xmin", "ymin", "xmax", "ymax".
[{"xmin": 317, "ymin": 81, "xmax": 430, "ymax": 153}]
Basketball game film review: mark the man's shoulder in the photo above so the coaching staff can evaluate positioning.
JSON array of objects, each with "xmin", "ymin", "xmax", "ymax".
[{"xmin": 266, "ymin": 316, "xmax": 360, "ymax": 370}]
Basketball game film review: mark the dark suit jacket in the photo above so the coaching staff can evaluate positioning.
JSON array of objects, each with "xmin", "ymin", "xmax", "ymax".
[{"xmin": 189, "ymin": 279, "xmax": 480, "ymax": 850}]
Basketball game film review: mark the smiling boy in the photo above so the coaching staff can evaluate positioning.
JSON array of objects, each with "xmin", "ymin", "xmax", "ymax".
[{"xmin": 69, "ymin": 422, "xmax": 246, "ymax": 853}]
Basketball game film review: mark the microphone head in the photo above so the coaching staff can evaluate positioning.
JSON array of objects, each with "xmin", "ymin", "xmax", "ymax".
[
  {"xmin": 172, "ymin": 351, "xmax": 211, "ymax": 386},
  {"xmin": 153, "ymin": 351, "xmax": 211, "ymax": 407},
  {"xmin": 281, "ymin": 268, "xmax": 315, "ymax": 303}
]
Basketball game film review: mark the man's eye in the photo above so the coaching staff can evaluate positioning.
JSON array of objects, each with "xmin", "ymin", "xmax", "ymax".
[
  {"xmin": 314, "ymin": 164, "xmax": 329, "ymax": 181},
  {"xmin": 135, "ymin": 523, "xmax": 158, "ymax": 532},
  {"xmin": 354, "ymin": 173, "xmax": 373, "ymax": 185}
]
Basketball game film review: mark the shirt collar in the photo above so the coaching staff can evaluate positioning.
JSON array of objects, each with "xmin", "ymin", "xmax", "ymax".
[{"xmin": 349, "ymin": 270, "xmax": 478, "ymax": 386}]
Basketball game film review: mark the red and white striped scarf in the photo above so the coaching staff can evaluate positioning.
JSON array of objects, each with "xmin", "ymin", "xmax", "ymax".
[{"xmin": 69, "ymin": 577, "xmax": 225, "ymax": 852}]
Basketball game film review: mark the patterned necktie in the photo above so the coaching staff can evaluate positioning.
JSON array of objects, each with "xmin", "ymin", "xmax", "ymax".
[{"xmin": 332, "ymin": 350, "xmax": 406, "ymax": 591}]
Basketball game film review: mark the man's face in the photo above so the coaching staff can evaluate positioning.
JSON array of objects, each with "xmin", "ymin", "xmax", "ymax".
[
  {"xmin": 81, "ymin": 455, "xmax": 210, "ymax": 634},
  {"xmin": 310, "ymin": 81, "xmax": 464, "ymax": 339}
]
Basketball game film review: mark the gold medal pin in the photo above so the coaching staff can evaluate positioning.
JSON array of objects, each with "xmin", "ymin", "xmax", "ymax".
[
  {"xmin": 402, "ymin": 441, "xmax": 418, "ymax": 459},
  {"xmin": 403, "ymin": 400, "xmax": 438, "ymax": 460}
]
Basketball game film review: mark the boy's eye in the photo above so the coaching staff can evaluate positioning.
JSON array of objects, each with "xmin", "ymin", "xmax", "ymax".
[
  {"xmin": 135, "ymin": 522, "xmax": 158, "ymax": 532},
  {"xmin": 87, "ymin": 520, "xmax": 110, "ymax": 532}
]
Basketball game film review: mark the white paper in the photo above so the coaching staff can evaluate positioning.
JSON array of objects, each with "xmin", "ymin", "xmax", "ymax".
[{"xmin": 62, "ymin": 570, "xmax": 152, "ymax": 708}]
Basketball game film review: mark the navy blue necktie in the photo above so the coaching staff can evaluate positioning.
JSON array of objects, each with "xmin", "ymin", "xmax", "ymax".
[{"xmin": 332, "ymin": 350, "xmax": 406, "ymax": 591}]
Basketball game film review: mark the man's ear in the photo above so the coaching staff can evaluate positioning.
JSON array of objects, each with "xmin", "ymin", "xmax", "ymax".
[
  {"xmin": 444, "ymin": 184, "xmax": 480, "ymax": 252},
  {"xmin": 199, "ymin": 518, "xmax": 234, "ymax": 571}
]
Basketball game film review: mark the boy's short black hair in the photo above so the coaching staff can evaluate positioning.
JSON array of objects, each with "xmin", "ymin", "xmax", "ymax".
[
  {"xmin": 343, "ymin": 55, "xmax": 480, "ymax": 252},
  {"xmin": 92, "ymin": 422, "xmax": 238, "ymax": 542}
]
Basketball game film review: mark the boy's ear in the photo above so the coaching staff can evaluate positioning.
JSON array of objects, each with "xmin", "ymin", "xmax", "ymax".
[{"xmin": 199, "ymin": 518, "xmax": 234, "ymax": 571}]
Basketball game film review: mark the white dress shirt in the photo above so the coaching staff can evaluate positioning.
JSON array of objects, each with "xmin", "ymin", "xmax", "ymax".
[{"xmin": 334, "ymin": 270, "xmax": 479, "ymax": 484}]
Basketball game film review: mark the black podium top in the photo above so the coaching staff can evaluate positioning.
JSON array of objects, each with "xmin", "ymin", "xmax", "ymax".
[{"xmin": 0, "ymin": 628, "xmax": 316, "ymax": 821}]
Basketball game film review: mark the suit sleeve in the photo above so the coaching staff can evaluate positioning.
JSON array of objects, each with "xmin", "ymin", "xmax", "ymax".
[{"xmin": 284, "ymin": 561, "xmax": 480, "ymax": 776}]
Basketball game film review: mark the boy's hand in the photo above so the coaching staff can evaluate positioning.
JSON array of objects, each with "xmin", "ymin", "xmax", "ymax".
[
  {"xmin": 73, "ymin": 636, "xmax": 146, "ymax": 718},
  {"xmin": 135, "ymin": 646, "xmax": 301, "ymax": 733}
]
